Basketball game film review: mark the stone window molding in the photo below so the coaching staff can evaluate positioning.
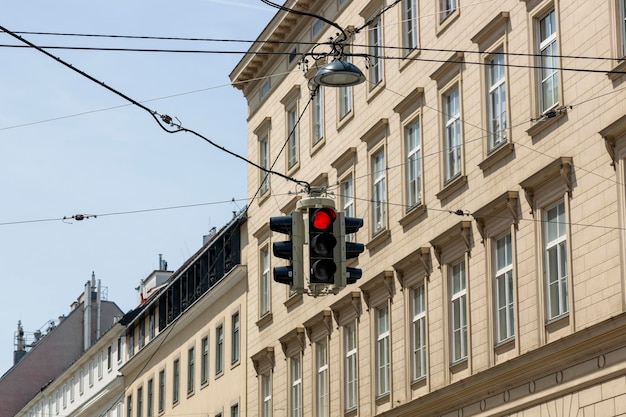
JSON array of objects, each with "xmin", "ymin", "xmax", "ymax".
[
  {"xmin": 303, "ymin": 309, "xmax": 334, "ymax": 343},
  {"xmin": 330, "ymin": 291, "xmax": 362, "ymax": 326},
  {"xmin": 360, "ymin": 270, "xmax": 395, "ymax": 310},
  {"xmin": 599, "ymin": 113, "xmax": 626, "ymax": 168},
  {"xmin": 279, "ymin": 327, "xmax": 307, "ymax": 358},
  {"xmin": 430, "ymin": 221, "xmax": 472, "ymax": 268},
  {"xmin": 360, "ymin": 118, "xmax": 389, "ymax": 149},
  {"xmin": 429, "ymin": 52, "xmax": 464, "ymax": 88},
  {"xmin": 472, "ymin": 191, "xmax": 519, "ymax": 242},
  {"xmin": 392, "ymin": 247, "xmax": 432, "ymax": 288},
  {"xmin": 251, "ymin": 346, "xmax": 275, "ymax": 376},
  {"xmin": 331, "ymin": 147, "xmax": 357, "ymax": 178},
  {"xmin": 519, "ymin": 157, "xmax": 573, "ymax": 215},
  {"xmin": 470, "ymin": 11, "xmax": 509, "ymax": 48}
]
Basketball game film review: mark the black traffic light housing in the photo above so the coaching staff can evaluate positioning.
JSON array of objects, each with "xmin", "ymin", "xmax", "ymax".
[
  {"xmin": 308, "ymin": 207, "xmax": 339, "ymax": 284},
  {"xmin": 269, "ymin": 211, "xmax": 304, "ymax": 291},
  {"xmin": 336, "ymin": 213, "xmax": 365, "ymax": 287}
]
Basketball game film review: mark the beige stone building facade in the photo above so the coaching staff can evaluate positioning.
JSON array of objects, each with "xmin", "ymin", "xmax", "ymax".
[
  {"xmin": 231, "ymin": 0, "xmax": 626, "ymax": 416},
  {"xmin": 120, "ymin": 212, "xmax": 248, "ymax": 417}
]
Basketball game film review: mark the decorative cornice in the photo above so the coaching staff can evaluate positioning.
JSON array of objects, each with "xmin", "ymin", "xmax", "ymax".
[
  {"xmin": 430, "ymin": 221, "xmax": 472, "ymax": 267},
  {"xmin": 519, "ymin": 157, "xmax": 573, "ymax": 214}
]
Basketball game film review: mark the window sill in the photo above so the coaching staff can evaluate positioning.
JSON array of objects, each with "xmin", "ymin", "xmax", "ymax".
[
  {"xmin": 337, "ymin": 110, "xmax": 354, "ymax": 131},
  {"xmin": 258, "ymin": 191, "xmax": 270, "ymax": 206},
  {"xmin": 436, "ymin": 9, "xmax": 460, "ymax": 37},
  {"xmin": 545, "ymin": 312, "xmax": 569, "ymax": 329},
  {"xmin": 607, "ymin": 59, "xmax": 626, "ymax": 81},
  {"xmin": 230, "ymin": 360, "xmax": 241, "ymax": 370},
  {"xmin": 187, "ymin": 390, "xmax": 195, "ymax": 399},
  {"xmin": 366, "ymin": 80, "xmax": 385, "ymax": 103},
  {"xmin": 478, "ymin": 142, "xmax": 514, "ymax": 171},
  {"xmin": 284, "ymin": 292, "xmax": 303, "ymax": 309},
  {"xmin": 526, "ymin": 108, "xmax": 567, "ymax": 138},
  {"xmin": 215, "ymin": 370, "xmax": 224, "ymax": 380},
  {"xmin": 436, "ymin": 175, "xmax": 467, "ymax": 201},
  {"xmin": 310, "ymin": 138, "xmax": 325, "ymax": 157},
  {"xmin": 399, "ymin": 204, "xmax": 427, "ymax": 228},
  {"xmin": 410, "ymin": 375, "xmax": 427, "ymax": 389},
  {"xmin": 344, "ymin": 406, "xmax": 358, "ymax": 417},
  {"xmin": 256, "ymin": 312, "xmax": 273, "ymax": 329},
  {"xmin": 399, "ymin": 48, "xmax": 421, "ymax": 72},
  {"xmin": 200, "ymin": 380, "xmax": 209, "ymax": 390},
  {"xmin": 286, "ymin": 162, "xmax": 300, "ymax": 177},
  {"xmin": 449, "ymin": 357, "xmax": 468, "ymax": 372},
  {"xmin": 494, "ymin": 336, "xmax": 515, "ymax": 353},
  {"xmin": 375, "ymin": 392, "xmax": 390, "ymax": 405},
  {"xmin": 366, "ymin": 229, "xmax": 391, "ymax": 251}
]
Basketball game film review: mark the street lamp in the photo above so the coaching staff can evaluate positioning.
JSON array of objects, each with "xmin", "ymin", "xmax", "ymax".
[{"xmin": 311, "ymin": 60, "xmax": 366, "ymax": 87}]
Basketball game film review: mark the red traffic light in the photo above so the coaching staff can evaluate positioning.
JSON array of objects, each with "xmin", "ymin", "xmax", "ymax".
[{"xmin": 311, "ymin": 208, "xmax": 336, "ymax": 231}]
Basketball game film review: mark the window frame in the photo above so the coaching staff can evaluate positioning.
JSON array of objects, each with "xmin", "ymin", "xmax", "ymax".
[
  {"xmin": 315, "ymin": 339, "xmax": 329, "ymax": 417},
  {"xmin": 544, "ymin": 200, "xmax": 568, "ymax": 321},
  {"xmin": 405, "ymin": 117, "xmax": 423, "ymax": 209},
  {"xmin": 494, "ymin": 232, "xmax": 515, "ymax": 343},
  {"xmin": 536, "ymin": 8, "xmax": 559, "ymax": 113},
  {"xmin": 402, "ymin": 0, "xmax": 419, "ymax": 54},
  {"xmin": 371, "ymin": 147, "xmax": 387, "ymax": 236},
  {"xmin": 440, "ymin": 0, "xmax": 457, "ymax": 22},
  {"xmin": 137, "ymin": 386, "xmax": 143, "ymax": 417},
  {"xmin": 449, "ymin": 259, "xmax": 468, "ymax": 364},
  {"xmin": 486, "ymin": 50, "xmax": 508, "ymax": 152},
  {"xmin": 344, "ymin": 322, "xmax": 358, "ymax": 411},
  {"xmin": 158, "ymin": 369, "xmax": 165, "ymax": 413},
  {"xmin": 231, "ymin": 312, "xmax": 240, "ymax": 365},
  {"xmin": 260, "ymin": 245, "xmax": 271, "ymax": 317},
  {"xmin": 172, "ymin": 358, "xmax": 180, "ymax": 405},
  {"xmin": 410, "ymin": 283, "xmax": 427, "ymax": 381},
  {"xmin": 147, "ymin": 378, "xmax": 154, "ymax": 417},
  {"xmin": 443, "ymin": 84, "xmax": 462, "ymax": 183},
  {"xmin": 367, "ymin": 16, "xmax": 384, "ymax": 90},
  {"xmin": 311, "ymin": 86, "xmax": 325, "ymax": 148},
  {"xmin": 375, "ymin": 304, "xmax": 391, "ymax": 397},
  {"xmin": 187, "ymin": 346, "xmax": 195, "ymax": 395},
  {"xmin": 290, "ymin": 354, "xmax": 302, "ymax": 417},
  {"xmin": 286, "ymin": 104, "xmax": 300, "ymax": 171},
  {"xmin": 215, "ymin": 323, "xmax": 225, "ymax": 375},
  {"xmin": 261, "ymin": 373, "xmax": 272, "ymax": 417}
]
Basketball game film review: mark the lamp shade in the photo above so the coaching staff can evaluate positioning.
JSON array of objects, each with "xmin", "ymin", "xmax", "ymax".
[{"xmin": 311, "ymin": 60, "xmax": 366, "ymax": 87}]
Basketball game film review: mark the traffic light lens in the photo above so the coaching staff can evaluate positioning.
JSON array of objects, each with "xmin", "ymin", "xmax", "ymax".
[{"xmin": 312, "ymin": 209, "xmax": 336, "ymax": 230}]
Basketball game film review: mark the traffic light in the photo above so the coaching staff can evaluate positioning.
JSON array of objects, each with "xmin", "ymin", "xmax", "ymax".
[
  {"xmin": 269, "ymin": 211, "xmax": 304, "ymax": 291},
  {"xmin": 343, "ymin": 215, "xmax": 364, "ymax": 285},
  {"xmin": 308, "ymin": 206, "xmax": 339, "ymax": 284}
]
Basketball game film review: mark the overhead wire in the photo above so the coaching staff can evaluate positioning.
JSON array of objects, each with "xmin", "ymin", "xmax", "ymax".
[{"xmin": 0, "ymin": 24, "xmax": 309, "ymax": 190}]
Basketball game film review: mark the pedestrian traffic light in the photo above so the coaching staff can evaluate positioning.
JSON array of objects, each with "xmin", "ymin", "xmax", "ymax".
[
  {"xmin": 308, "ymin": 206, "xmax": 339, "ymax": 284},
  {"xmin": 269, "ymin": 211, "xmax": 304, "ymax": 291},
  {"xmin": 334, "ymin": 213, "xmax": 364, "ymax": 288}
]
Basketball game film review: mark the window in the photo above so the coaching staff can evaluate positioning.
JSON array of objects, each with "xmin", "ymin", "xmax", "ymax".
[
  {"xmin": 127, "ymin": 394, "xmax": 133, "ymax": 417},
  {"xmin": 368, "ymin": 17, "xmax": 384, "ymax": 88},
  {"xmin": 260, "ymin": 246, "xmax": 271, "ymax": 316},
  {"xmin": 201, "ymin": 336, "xmax": 209, "ymax": 384},
  {"xmin": 339, "ymin": 55, "xmax": 353, "ymax": 120},
  {"xmin": 98, "ymin": 353, "xmax": 103, "ymax": 379},
  {"xmin": 79, "ymin": 370, "xmax": 84, "ymax": 394},
  {"xmin": 290, "ymin": 355, "xmax": 302, "ymax": 417},
  {"xmin": 158, "ymin": 370, "xmax": 165, "ymax": 413},
  {"xmin": 450, "ymin": 260, "xmax": 467, "ymax": 363},
  {"xmin": 443, "ymin": 85, "xmax": 461, "ymax": 182},
  {"xmin": 149, "ymin": 310, "xmax": 156, "ymax": 341},
  {"xmin": 316, "ymin": 341, "xmax": 329, "ymax": 417},
  {"xmin": 288, "ymin": 46, "xmax": 298, "ymax": 66},
  {"xmin": 231, "ymin": 312, "xmax": 240, "ymax": 364},
  {"xmin": 137, "ymin": 387, "xmax": 143, "ymax": 417},
  {"xmin": 617, "ymin": 0, "xmax": 626, "ymax": 56},
  {"xmin": 107, "ymin": 346, "xmax": 112, "ymax": 370},
  {"xmin": 538, "ymin": 9, "xmax": 558, "ymax": 112},
  {"xmin": 344, "ymin": 323, "xmax": 358, "ymax": 411},
  {"xmin": 411, "ymin": 283, "xmax": 427, "ymax": 380},
  {"xmin": 312, "ymin": 86, "xmax": 324, "ymax": 146},
  {"xmin": 312, "ymin": 19, "xmax": 323, "ymax": 38},
  {"xmin": 402, "ymin": 0, "xmax": 418, "ymax": 53},
  {"xmin": 545, "ymin": 201, "xmax": 568, "ymax": 320},
  {"xmin": 261, "ymin": 373, "xmax": 272, "ymax": 417},
  {"xmin": 117, "ymin": 338, "xmax": 122, "ymax": 362},
  {"xmin": 231, "ymin": 403, "xmax": 239, "ymax": 417},
  {"xmin": 187, "ymin": 347, "xmax": 195, "ymax": 394},
  {"xmin": 173, "ymin": 358, "xmax": 180, "ymax": 404},
  {"xmin": 487, "ymin": 51, "xmax": 507, "ymax": 151},
  {"xmin": 495, "ymin": 233, "xmax": 514, "ymax": 342},
  {"xmin": 259, "ymin": 133, "xmax": 270, "ymax": 195},
  {"xmin": 375, "ymin": 305, "xmax": 390, "ymax": 396},
  {"xmin": 216, "ymin": 324, "xmax": 224, "ymax": 375},
  {"xmin": 440, "ymin": 0, "xmax": 457, "ymax": 22},
  {"xmin": 341, "ymin": 177, "xmax": 355, "ymax": 242},
  {"xmin": 128, "ymin": 329, "xmax": 135, "ymax": 358},
  {"xmin": 139, "ymin": 320, "xmax": 145, "ymax": 349},
  {"xmin": 260, "ymin": 79, "xmax": 270, "ymax": 100},
  {"xmin": 147, "ymin": 379, "xmax": 154, "ymax": 417},
  {"xmin": 88, "ymin": 361, "xmax": 94, "ymax": 386},
  {"xmin": 287, "ymin": 106, "xmax": 299, "ymax": 169},
  {"xmin": 405, "ymin": 119, "xmax": 422, "ymax": 208},
  {"xmin": 62, "ymin": 384, "xmax": 67, "ymax": 408},
  {"xmin": 372, "ymin": 149, "xmax": 386, "ymax": 234},
  {"xmin": 70, "ymin": 378, "xmax": 75, "ymax": 402}
]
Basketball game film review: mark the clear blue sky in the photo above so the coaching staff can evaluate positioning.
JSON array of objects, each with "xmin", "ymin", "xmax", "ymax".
[{"xmin": 0, "ymin": 0, "xmax": 275, "ymax": 374}]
